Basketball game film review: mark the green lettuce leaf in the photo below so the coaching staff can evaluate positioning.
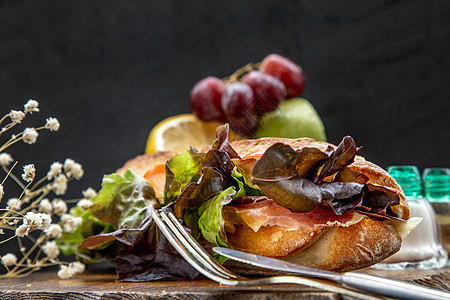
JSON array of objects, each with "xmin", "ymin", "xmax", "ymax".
[
  {"xmin": 58, "ymin": 206, "xmax": 116, "ymax": 262},
  {"xmin": 164, "ymin": 148, "xmax": 205, "ymax": 204},
  {"xmin": 232, "ymin": 158, "xmax": 260, "ymax": 190},
  {"xmin": 76, "ymin": 172, "xmax": 200, "ymax": 281},
  {"xmin": 197, "ymin": 187, "xmax": 236, "ymax": 247},
  {"xmin": 231, "ymin": 167, "xmax": 262, "ymax": 199},
  {"xmin": 89, "ymin": 170, "xmax": 156, "ymax": 230},
  {"xmin": 78, "ymin": 170, "xmax": 157, "ymax": 250}
]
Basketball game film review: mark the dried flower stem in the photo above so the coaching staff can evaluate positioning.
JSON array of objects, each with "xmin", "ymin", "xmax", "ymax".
[
  {"xmin": 1, "ymin": 100, "xmax": 87, "ymax": 280},
  {"xmin": 0, "ymin": 235, "xmax": 16, "ymax": 245},
  {"xmin": 2, "ymin": 164, "xmax": 25, "ymax": 190}
]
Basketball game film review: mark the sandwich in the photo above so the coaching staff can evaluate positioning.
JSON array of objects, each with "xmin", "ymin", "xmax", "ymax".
[
  {"xmin": 114, "ymin": 125, "xmax": 410, "ymax": 272},
  {"xmin": 76, "ymin": 124, "xmax": 414, "ymax": 281}
]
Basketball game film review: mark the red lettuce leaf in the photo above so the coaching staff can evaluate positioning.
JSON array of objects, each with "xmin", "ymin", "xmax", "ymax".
[
  {"xmin": 81, "ymin": 205, "xmax": 199, "ymax": 282},
  {"xmin": 212, "ymin": 124, "xmax": 240, "ymax": 159},
  {"xmin": 251, "ymin": 142, "xmax": 363, "ymax": 214},
  {"xmin": 252, "ymin": 143, "xmax": 298, "ymax": 180},
  {"xmin": 174, "ymin": 167, "xmax": 223, "ymax": 219},
  {"xmin": 115, "ymin": 206, "xmax": 199, "ymax": 282},
  {"xmin": 252, "ymin": 143, "xmax": 328, "ymax": 181},
  {"xmin": 173, "ymin": 125, "xmax": 242, "ymax": 219},
  {"xmin": 253, "ymin": 175, "xmax": 364, "ymax": 214},
  {"xmin": 335, "ymin": 166, "xmax": 369, "ymax": 184},
  {"xmin": 335, "ymin": 167, "xmax": 401, "ymax": 220},
  {"xmin": 78, "ymin": 208, "xmax": 154, "ymax": 250},
  {"xmin": 355, "ymin": 184, "xmax": 402, "ymax": 220},
  {"xmin": 314, "ymin": 136, "xmax": 361, "ymax": 183},
  {"xmin": 202, "ymin": 149, "xmax": 235, "ymax": 187}
]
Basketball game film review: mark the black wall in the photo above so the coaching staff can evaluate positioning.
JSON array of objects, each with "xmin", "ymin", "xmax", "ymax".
[{"xmin": 0, "ymin": 0, "xmax": 449, "ymax": 199}]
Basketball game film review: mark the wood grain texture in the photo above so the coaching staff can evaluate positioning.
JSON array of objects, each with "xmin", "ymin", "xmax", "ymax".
[
  {"xmin": 1, "ymin": 267, "xmax": 449, "ymax": 299},
  {"xmin": 0, "ymin": 271, "xmax": 340, "ymax": 300}
]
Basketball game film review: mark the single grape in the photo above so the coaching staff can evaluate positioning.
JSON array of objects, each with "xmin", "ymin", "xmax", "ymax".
[
  {"xmin": 190, "ymin": 76, "xmax": 225, "ymax": 121},
  {"xmin": 260, "ymin": 54, "xmax": 305, "ymax": 98},
  {"xmin": 221, "ymin": 82, "xmax": 255, "ymax": 117},
  {"xmin": 228, "ymin": 111, "xmax": 259, "ymax": 136},
  {"xmin": 242, "ymin": 71, "xmax": 287, "ymax": 115}
]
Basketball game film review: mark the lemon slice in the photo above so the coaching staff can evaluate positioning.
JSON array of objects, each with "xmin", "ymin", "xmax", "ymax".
[{"xmin": 145, "ymin": 114, "xmax": 222, "ymax": 153}]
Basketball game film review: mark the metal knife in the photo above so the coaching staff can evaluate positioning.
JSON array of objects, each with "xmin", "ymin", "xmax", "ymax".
[{"xmin": 213, "ymin": 247, "xmax": 450, "ymax": 300}]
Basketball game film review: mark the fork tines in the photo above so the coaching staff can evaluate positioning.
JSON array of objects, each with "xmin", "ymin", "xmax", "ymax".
[{"xmin": 151, "ymin": 210, "xmax": 240, "ymax": 281}]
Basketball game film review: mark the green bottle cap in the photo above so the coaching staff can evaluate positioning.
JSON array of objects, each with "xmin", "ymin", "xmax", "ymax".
[
  {"xmin": 387, "ymin": 165, "xmax": 423, "ymax": 198},
  {"xmin": 423, "ymin": 168, "xmax": 450, "ymax": 202}
]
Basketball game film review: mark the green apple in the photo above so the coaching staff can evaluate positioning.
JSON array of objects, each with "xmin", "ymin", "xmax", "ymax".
[{"xmin": 254, "ymin": 98, "xmax": 327, "ymax": 141}]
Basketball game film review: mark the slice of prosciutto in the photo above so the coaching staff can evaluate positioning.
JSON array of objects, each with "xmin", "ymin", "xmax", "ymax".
[{"xmin": 223, "ymin": 198, "xmax": 365, "ymax": 233}]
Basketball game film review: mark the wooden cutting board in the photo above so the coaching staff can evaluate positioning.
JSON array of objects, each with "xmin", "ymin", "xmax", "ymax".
[{"xmin": 0, "ymin": 266, "xmax": 449, "ymax": 299}]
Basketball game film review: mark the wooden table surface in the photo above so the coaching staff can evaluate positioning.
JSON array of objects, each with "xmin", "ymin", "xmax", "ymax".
[{"xmin": 1, "ymin": 266, "xmax": 449, "ymax": 299}]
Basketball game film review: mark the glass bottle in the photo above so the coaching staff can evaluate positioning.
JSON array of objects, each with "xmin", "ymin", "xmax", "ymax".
[
  {"xmin": 423, "ymin": 168, "xmax": 450, "ymax": 254},
  {"xmin": 373, "ymin": 165, "xmax": 447, "ymax": 270}
]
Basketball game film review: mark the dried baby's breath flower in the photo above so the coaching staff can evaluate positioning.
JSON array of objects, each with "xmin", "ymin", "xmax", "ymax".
[
  {"xmin": 57, "ymin": 265, "xmax": 73, "ymax": 279},
  {"xmin": 45, "ymin": 224, "xmax": 62, "ymax": 239},
  {"xmin": 77, "ymin": 199, "xmax": 92, "ymax": 210},
  {"xmin": 47, "ymin": 162, "xmax": 63, "ymax": 180},
  {"xmin": 56, "ymin": 261, "xmax": 85, "ymax": 279},
  {"xmin": 1, "ymin": 253, "xmax": 18, "ymax": 266},
  {"xmin": 82, "ymin": 187, "xmax": 97, "ymax": 199},
  {"xmin": 42, "ymin": 241, "xmax": 60, "ymax": 259},
  {"xmin": 22, "ymin": 164, "xmax": 36, "ymax": 182},
  {"xmin": 70, "ymin": 261, "xmax": 85, "ymax": 274},
  {"xmin": 52, "ymin": 174, "xmax": 68, "ymax": 195},
  {"xmin": 63, "ymin": 158, "xmax": 84, "ymax": 180},
  {"xmin": 15, "ymin": 224, "xmax": 29, "ymax": 237},
  {"xmin": 60, "ymin": 214, "xmax": 72, "ymax": 222},
  {"xmin": 52, "ymin": 198, "xmax": 68, "ymax": 216},
  {"xmin": 0, "ymin": 100, "xmax": 88, "ymax": 280},
  {"xmin": 23, "ymin": 212, "xmax": 51, "ymax": 230},
  {"xmin": 24, "ymin": 212, "xmax": 41, "ymax": 230},
  {"xmin": 7, "ymin": 198, "xmax": 22, "ymax": 210},
  {"xmin": 63, "ymin": 158, "xmax": 75, "ymax": 173},
  {"xmin": 24, "ymin": 99, "xmax": 39, "ymax": 114},
  {"xmin": 70, "ymin": 163, "xmax": 84, "ymax": 180},
  {"xmin": 0, "ymin": 153, "xmax": 13, "ymax": 167},
  {"xmin": 38, "ymin": 198, "xmax": 53, "ymax": 214},
  {"xmin": 39, "ymin": 213, "xmax": 52, "ymax": 230},
  {"xmin": 61, "ymin": 215, "xmax": 82, "ymax": 233},
  {"xmin": 45, "ymin": 117, "xmax": 60, "ymax": 132},
  {"xmin": 22, "ymin": 127, "xmax": 39, "ymax": 144},
  {"xmin": 10, "ymin": 110, "xmax": 25, "ymax": 124}
]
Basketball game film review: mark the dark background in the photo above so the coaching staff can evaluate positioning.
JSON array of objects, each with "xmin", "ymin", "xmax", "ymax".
[{"xmin": 0, "ymin": 0, "xmax": 449, "ymax": 201}]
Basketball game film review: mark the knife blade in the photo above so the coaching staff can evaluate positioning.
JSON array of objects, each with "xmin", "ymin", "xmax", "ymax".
[{"xmin": 213, "ymin": 247, "xmax": 450, "ymax": 300}]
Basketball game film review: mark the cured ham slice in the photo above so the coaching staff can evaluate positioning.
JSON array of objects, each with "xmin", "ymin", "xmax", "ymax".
[{"xmin": 224, "ymin": 198, "xmax": 365, "ymax": 233}]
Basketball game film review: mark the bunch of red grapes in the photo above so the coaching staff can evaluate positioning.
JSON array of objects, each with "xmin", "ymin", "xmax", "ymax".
[{"xmin": 190, "ymin": 54, "xmax": 306, "ymax": 136}]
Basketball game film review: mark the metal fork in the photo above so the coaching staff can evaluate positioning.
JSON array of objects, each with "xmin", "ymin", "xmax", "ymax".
[{"xmin": 151, "ymin": 210, "xmax": 382, "ymax": 299}]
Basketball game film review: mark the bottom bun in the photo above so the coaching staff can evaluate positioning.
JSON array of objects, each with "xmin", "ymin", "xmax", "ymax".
[{"xmin": 224, "ymin": 217, "xmax": 402, "ymax": 273}]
